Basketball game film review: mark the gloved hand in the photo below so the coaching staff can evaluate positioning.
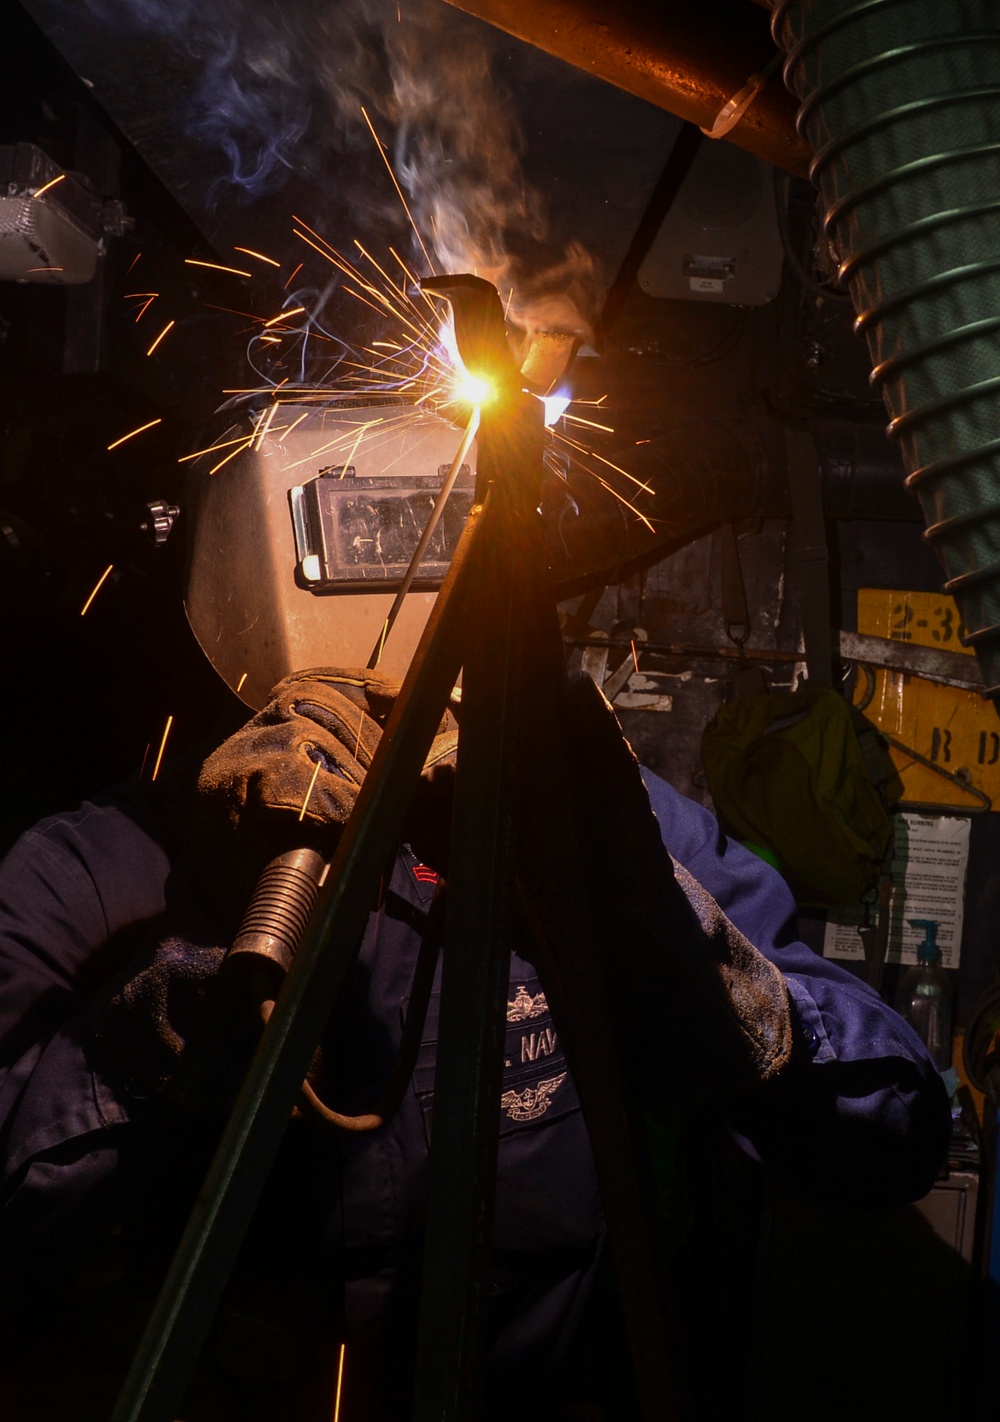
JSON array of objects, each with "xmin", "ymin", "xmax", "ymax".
[
  {"xmin": 91, "ymin": 667, "xmax": 455, "ymax": 1112},
  {"xmin": 536, "ymin": 672, "xmax": 794, "ymax": 1119},
  {"xmin": 187, "ymin": 668, "xmax": 397, "ymax": 932}
]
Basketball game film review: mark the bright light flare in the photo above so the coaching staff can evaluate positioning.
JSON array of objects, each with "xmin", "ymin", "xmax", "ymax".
[
  {"xmin": 452, "ymin": 370, "xmax": 495, "ymax": 408},
  {"xmin": 542, "ymin": 392, "xmax": 571, "ymax": 426}
]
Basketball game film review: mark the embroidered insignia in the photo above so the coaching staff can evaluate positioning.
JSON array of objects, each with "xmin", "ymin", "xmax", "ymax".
[
  {"xmin": 411, "ymin": 864, "xmax": 438, "ymax": 884},
  {"xmin": 506, "ymin": 984, "xmax": 548, "ymax": 1022},
  {"xmin": 500, "ymin": 1073, "xmax": 566, "ymax": 1123}
]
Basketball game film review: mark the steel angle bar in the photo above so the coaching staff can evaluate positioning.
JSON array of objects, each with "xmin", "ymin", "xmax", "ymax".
[{"xmin": 839, "ymin": 628, "xmax": 985, "ymax": 692}]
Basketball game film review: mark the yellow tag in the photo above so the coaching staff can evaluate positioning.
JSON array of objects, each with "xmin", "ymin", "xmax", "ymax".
[{"xmin": 855, "ymin": 589, "xmax": 996, "ymax": 808}]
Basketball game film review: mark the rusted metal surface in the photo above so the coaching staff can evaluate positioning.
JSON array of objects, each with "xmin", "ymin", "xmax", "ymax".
[
  {"xmin": 441, "ymin": 0, "xmax": 810, "ymax": 173},
  {"xmin": 840, "ymin": 630, "xmax": 985, "ymax": 694}
]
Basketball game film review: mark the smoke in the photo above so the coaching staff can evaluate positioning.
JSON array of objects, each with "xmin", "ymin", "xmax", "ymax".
[
  {"xmin": 77, "ymin": 0, "xmax": 599, "ymax": 336},
  {"xmin": 376, "ymin": 3, "xmax": 599, "ymax": 337}
]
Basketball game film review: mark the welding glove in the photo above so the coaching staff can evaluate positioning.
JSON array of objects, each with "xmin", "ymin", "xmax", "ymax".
[
  {"xmin": 91, "ymin": 667, "xmax": 455, "ymax": 1111},
  {"xmin": 187, "ymin": 667, "xmax": 392, "ymax": 930},
  {"xmin": 552, "ymin": 672, "xmax": 793, "ymax": 1119}
]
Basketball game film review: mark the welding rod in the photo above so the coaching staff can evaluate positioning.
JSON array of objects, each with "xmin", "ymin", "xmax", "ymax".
[{"xmin": 366, "ymin": 407, "xmax": 480, "ymax": 669}]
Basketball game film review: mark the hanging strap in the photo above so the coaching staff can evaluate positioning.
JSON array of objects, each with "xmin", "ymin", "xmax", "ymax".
[
  {"xmin": 785, "ymin": 429, "xmax": 834, "ymax": 688},
  {"xmin": 719, "ymin": 522, "xmax": 769, "ymax": 697}
]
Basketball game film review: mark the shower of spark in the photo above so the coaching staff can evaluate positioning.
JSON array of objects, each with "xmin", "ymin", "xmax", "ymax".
[
  {"xmin": 95, "ymin": 99, "xmax": 657, "ymax": 646},
  {"xmin": 183, "ymin": 202, "xmax": 655, "ymax": 532}
]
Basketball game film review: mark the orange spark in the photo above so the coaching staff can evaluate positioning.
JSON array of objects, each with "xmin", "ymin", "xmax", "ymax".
[
  {"xmin": 151, "ymin": 715, "xmax": 174, "ymax": 781},
  {"xmin": 179, "ymin": 433, "xmax": 257, "ymax": 464},
  {"xmin": 254, "ymin": 401, "xmax": 281, "ymax": 450},
  {"xmin": 126, "ymin": 252, "xmax": 142, "ymax": 275},
  {"xmin": 146, "ymin": 319, "xmax": 175, "ymax": 356},
  {"xmin": 264, "ymin": 306, "xmax": 305, "ymax": 327},
  {"xmin": 563, "ymin": 413, "xmax": 615, "ymax": 434},
  {"xmin": 333, "ymin": 1343, "xmax": 346, "ymax": 1422},
  {"xmin": 236, "ymin": 672, "xmax": 248, "ymax": 694},
  {"xmin": 631, "ymin": 639, "xmax": 640, "ymax": 673},
  {"xmin": 389, "ymin": 246, "xmax": 443, "ymax": 319},
  {"xmin": 25, "ymin": 266, "xmax": 63, "ymax": 274},
  {"xmin": 210, "ymin": 438, "xmax": 254, "ymax": 474},
  {"xmin": 107, "ymin": 417, "xmax": 162, "ymax": 450},
  {"xmin": 185, "ymin": 259, "xmax": 252, "ymax": 278},
  {"xmin": 234, "ymin": 245, "xmax": 280, "ymax": 267},
  {"xmin": 354, "ymin": 241, "xmax": 409, "ymax": 305},
  {"xmin": 298, "ymin": 757, "xmax": 322, "ymax": 821},
  {"xmin": 80, "ymin": 564, "xmax": 114, "ymax": 616},
  {"xmin": 554, "ymin": 430, "xmax": 654, "ymax": 494},
  {"xmin": 34, "ymin": 173, "xmax": 65, "ymax": 198},
  {"xmin": 360, "ymin": 105, "xmax": 432, "ymax": 271},
  {"xmin": 134, "ymin": 295, "xmax": 157, "ymax": 323},
  {"xmin": 284, "ymin": 262, "xmax": 303, "ymax": 289},
  {"xmin": 278, "ymin": 410, "xmax": 311, "ymax": 442}
]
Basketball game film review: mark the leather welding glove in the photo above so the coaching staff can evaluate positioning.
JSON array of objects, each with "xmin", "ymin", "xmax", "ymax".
[
  {"xmin": 552, "ymin": 672, "xmax": 793, "ymax": 1120},
  {"xmin": 91, "ymin": 668, "xmax": 454, "ymax": 1112},
  {"xmin": 186, "ymin": 667, "xmax": 393, "ymax": 932}
]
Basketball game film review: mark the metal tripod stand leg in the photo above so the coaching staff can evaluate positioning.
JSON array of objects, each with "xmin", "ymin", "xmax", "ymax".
[{"xmin": 412, "ymin": 450, "xmax": 688, "ymax": 1419}]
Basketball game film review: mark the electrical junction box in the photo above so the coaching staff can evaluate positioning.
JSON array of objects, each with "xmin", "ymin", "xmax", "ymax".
[{"xmin": 637, "ymin": 142, "xmax": 784, "ymax": 306}]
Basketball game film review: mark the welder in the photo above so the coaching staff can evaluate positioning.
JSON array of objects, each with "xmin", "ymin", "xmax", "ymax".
[{"xmin": 0, "ymin": 407, "xmax": 951, "ymax": 1420}]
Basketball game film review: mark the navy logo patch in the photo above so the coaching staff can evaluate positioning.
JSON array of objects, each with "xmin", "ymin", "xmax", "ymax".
[{"xmin": 500, "ymin": 1073, "xmax": 567, "ymax": 1122}]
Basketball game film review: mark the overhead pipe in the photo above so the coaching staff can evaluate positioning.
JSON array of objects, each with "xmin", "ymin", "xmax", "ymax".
[
  {"xmin": 440, "ymin": 0, "xmax": 811, "ymax": 175},
  {"xmin": 771, "ymin": 0, "xmax": 1000, "ymax": 707}
]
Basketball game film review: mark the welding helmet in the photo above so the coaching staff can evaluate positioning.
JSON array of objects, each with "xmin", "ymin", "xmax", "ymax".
[{"xmin": 184, "ymin": 397, "xmax": 476, "ymax": 709}]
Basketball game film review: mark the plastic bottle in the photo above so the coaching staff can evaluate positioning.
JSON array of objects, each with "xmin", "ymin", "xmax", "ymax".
[{"xmin": 895, "ymin": 919, "xmax": 954, "ymax": 1072}]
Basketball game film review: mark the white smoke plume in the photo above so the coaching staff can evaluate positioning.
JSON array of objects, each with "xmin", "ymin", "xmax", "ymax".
[
  {"xmin": 77, "ymin": 0, "xmax": 599, "ymax": 337},
  {"xmin": 315, "ymin": 0, "xmax": 600, "ymax": 338}
]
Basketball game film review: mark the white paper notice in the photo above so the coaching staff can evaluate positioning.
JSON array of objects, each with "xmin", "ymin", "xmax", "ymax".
[{"xmin": 822, "ymin": 813, "xmax": 969, "ymax": 968}]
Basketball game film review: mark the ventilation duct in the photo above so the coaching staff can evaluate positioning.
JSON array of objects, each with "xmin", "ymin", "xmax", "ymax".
[{"xmin": 772, "ymin": 0, "xmax": 1000, "ymax": 709}]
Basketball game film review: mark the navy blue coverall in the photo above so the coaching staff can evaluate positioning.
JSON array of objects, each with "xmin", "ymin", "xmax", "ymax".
[{"xmin": 0, "ymin": 765, "xmax": 950, "ymax": 1414}]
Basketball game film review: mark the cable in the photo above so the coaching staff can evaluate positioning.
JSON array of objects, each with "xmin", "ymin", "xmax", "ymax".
[{"xmin": 772, "ymin": 169, "xmax": 853, "ymax": 304}]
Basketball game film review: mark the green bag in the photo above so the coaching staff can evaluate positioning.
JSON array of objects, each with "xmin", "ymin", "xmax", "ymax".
[{"xmin": 701, "ymin": 686, "xmax": 894, "ymax": 908}]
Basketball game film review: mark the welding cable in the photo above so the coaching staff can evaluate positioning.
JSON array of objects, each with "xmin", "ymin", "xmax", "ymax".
[
  {"xmin": 772, "ymin": 169, "xmax": 852, "ymax": 304},
  {"xmin": 267, "ymin": 884, "xmax": 447, "ymax": 1133}
]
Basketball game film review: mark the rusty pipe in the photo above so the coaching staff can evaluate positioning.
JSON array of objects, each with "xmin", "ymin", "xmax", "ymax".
[{"xmin": 441, "ymin": 0, "xmax": 810, "ymax": 175}]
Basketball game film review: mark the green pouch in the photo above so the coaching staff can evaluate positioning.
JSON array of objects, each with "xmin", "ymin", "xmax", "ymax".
[{"xmin": 701, "ymin": 686, "xmax": 893, "ymax": 908}]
